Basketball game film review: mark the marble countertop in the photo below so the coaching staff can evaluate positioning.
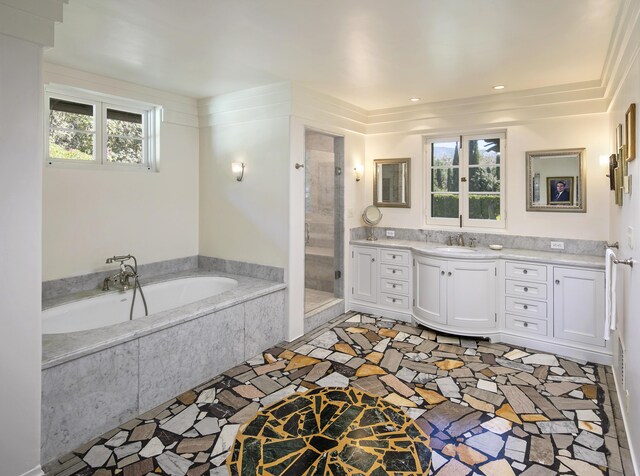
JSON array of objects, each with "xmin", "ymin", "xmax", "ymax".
[
  {"xmin": 350, "ymin": 239, "xmax": 605, "ymax": 269},
  {"xmin": 42, "ymin": 270, "xmax": 287, "ymax": 370}
]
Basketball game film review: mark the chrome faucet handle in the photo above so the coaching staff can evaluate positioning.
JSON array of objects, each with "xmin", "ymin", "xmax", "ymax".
[{"xmin": 469, "ymin": 237, "xmax": 477, "ymax": 248}]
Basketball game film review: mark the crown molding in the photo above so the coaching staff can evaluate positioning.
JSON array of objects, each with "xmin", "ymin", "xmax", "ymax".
[
  {"xmin": 602, "ymin": 0, "xmax": 640, "ymax": 107},
  {"xmin": 0, "ymin": 0, "xmax": 66, "ymax": 47}
]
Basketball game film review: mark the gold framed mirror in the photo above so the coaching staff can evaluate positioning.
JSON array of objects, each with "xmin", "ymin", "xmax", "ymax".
[
  {"xmin": 526, "ymin": 148, "xmax": 586, "ymax": 213},
  {"xmin": 373, "ymin": 158, "xmax": 410, "ymax": 208}
]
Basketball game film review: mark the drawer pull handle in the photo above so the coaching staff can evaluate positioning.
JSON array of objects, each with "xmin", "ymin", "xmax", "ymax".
[
  {"xmin": 441, "ymin": 270, "xmax": 445, "ymax": 275},
  {"xmin": 448, "ymin": 271, "xmax": 452, "ymax": 276},
  {"xmin": 391, "ymin": 298, "xmax": 397, "ymax": 303},
  {"xmin": 392, "ymin": 254, "xmax": 398, "ymax": 258},
  {"xmin": 523, "ymin": 304, "xmax": 529, "ymax": 310},
  {"xmin": 524, "ymin": 322, "xmax": 529, "ymax": 327},
  {"xmin": 392, "ymin": 284, "xmax": 397, "ymax": 288},
  {"xmin": 372, "ymin": 258, "xmax": 375, "ymax": 262},
  {"xmin": 555, "ymin": 279, "xmax": 560, "ymax": 285},
  {"xmin": 524, "ymin": 287, "xmax": 528, "ymax": 292},
  {"xmin": 523, "ymin": 269, "xmax": 528, "ymax": 274},
  {"xmin": 392, "ymin": 269, "xmax": 397, "ymax": 274}
]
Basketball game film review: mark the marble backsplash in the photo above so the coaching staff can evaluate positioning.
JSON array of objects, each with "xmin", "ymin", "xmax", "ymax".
[
  {"xmin": 351, "ymin": 226, "xmax": 607, "ymax": 256},
  {"xmin": 43, "ymin": 256, "xmax": 284, "ymax": 301}
]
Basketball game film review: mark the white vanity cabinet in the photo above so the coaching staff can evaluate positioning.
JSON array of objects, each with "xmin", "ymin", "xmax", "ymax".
[
  {"xmin": 503, "ymin": 260, "xmax": 551, "ymax": 337},
  {"xmin": 414, "ymin": 255, "xmax": 497, "ymax": 331},
  {"xmin": 351, "ymin": 246, "xmax": 378, "ymax": 303},
  {"xmin": 501, "ymin": 259, "xmax": 607, "ymax": 358},
  {"xmin": 553, "ymin": 267, "xmax": 605, "ymax": 347},
  {"xmin": 350, "ymin": 246, "xmax": 412, "ymax": 320},
  {"xmin": 349, "ymin": 243, "xmax": 609, "ymax": 364}
]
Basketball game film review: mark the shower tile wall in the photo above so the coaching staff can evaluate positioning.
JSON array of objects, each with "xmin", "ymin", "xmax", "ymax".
[{"xmin": 305, "ymin": 131, "xmax": 335, "ymax": 294}]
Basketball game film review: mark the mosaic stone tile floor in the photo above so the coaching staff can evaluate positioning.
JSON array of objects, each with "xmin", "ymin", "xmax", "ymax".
[{"xmin": 44, "ymin": 311, "xmax": 635, "ymax": 476}]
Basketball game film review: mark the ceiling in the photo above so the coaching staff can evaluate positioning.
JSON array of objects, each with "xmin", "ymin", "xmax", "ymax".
[{"xmin": 45, "ymin": 0, "xmax": 622, "ymax": 111}]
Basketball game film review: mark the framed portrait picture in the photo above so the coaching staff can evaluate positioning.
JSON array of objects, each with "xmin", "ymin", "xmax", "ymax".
[
  {"xmin": 627, "ymin": 103, "xmax": 636, "ymax": 161},
  {"xmin": 547, "ymin": 177, "xmax": 574, "ymax": 205}
]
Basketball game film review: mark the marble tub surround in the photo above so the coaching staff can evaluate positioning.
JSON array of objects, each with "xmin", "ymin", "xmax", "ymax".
[
  {"xmin": 351, "ymin": 227, "xmax": 607, "ymax": 257},
  {"xmin": 351, "ymin": 237, "xmax": 605, "ymax": 269},
  {"xmin": 43, "ymin": 311, "xmax": 632, "ymax": 476},
  {"xmin": 199, "ymin": 256, "xmax": 284, "ymax": 283},
  {"xmin": 43, "ymin": 270, "xmax": 286, "ymax": 368},
  {"xmin": 42, "ymin": 256, "xmax": 199, "ymax": 301},
  {"xmin": 43, "ymin": 255, "xmax": 284, "ymax": 302},
  {"xmin": 41, "ymin": 271, "xmax": 286, "ymax": 464}
]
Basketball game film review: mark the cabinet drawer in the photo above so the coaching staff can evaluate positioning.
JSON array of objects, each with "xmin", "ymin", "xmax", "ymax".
[
  {"xmin": 505, "ymin": 296, "xmax": 548, "ymax": 319},
  {"xmin": 505, "ymin": 314, "xmax": 548, "ymax": 336},
  {"xmin": 380, "ymin": 278, "xmax": 410, "ymax": 295},
  {"xmin": 379, "ymin": 249, "xmax": 410, "ymax": 265},
  {"xmin": 380, "ymin": 292, "xmax": 410, "ymax": 310},
  {"xmin": 380, "ymin": 264, "xmax": 410, "ymax": 281},
  {"xmin": 505, "ymin": 279, "xmax": 548, "ymax": 300},
  {"xmin": 505, "ymin": 261, "xmax": 548, "ymax": 282}
]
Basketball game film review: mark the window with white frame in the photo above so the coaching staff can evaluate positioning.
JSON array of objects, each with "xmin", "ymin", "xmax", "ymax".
[
  {"xmin": 425, "ymin": 132, "xmax": 505, "ymax": 228},
  {"xmin": 46, "ymin": 86, "xmax": 160, "ymax": 170}
]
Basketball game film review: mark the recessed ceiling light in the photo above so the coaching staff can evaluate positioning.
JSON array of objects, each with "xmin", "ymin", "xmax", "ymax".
[
  {"xmin": 493, "ymin": 85, "xmax": 505, "ymax": 90},
  {"xmin": 410, "ymin": 97, "xmax": 421, "ymax": 102}
]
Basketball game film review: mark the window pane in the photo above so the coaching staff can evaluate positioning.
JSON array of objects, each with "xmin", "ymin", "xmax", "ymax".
[
  {"xmin": 469, "ymin": 138, "xmax": 500, "ymax": 165},
  {"xmin": 431, "ymin": 194, "xmax": 459, "ymax": 218},
  {"xmin": 49, "ymin": 129, "xmax": 94, "ymax": 161},
  {"xmin": 107, "ymin": 109, "xmax": 143, "ymax": 137},
  {"xmin": 431, "ymin": 168, "xmax": 459, "ymax": 192},
  {"xmin": 469, "ymin": 166, "xmax": 500, "ymax": 192},
  {"xmin": 431, "ymin": 141, "xmax": 459, "ymax": 166},
  {"xmin": 469, "ymin": 193, "xmax": 501, "ymax": 220},
  {"xmin": 49, "ymin": 99, "xmax": 94, "ymax": 131},
  {"xmin": 107, "ymin": 137, "xmax": 143, "ymax": 164}
]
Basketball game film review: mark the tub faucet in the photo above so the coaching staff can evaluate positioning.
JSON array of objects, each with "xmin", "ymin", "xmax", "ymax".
[
  {"xmin": 457, "ymin": 234, "xmax": 465, "ymax": 247},
  {"xmin": 103, "ymin": 254, "xmax": 139, "ymax": 291}
]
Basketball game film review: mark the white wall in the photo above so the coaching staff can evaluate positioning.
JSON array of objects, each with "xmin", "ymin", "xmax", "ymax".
[
  {"xmin": 364, "ymin": 114, "xmax": 610, "ymax": 240},
  {"xmin": 609, "ymin": 24, "xmax": 640, "ymax": 469},
  {"xmin": 198, "ymin": 85, "xmax": 291, "ymax": 268},
  {"xmin": 42, "ymin": 64, "xmax": 200, "ymax": 280},
  {"xmin": 0, "ymin": 33, "xmax": 45, "ymax": 476}
]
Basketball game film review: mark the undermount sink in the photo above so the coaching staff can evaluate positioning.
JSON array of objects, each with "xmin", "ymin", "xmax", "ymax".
[{"xmin": 434, "ymin": 247, "xmax": 477, "ymax": 253}]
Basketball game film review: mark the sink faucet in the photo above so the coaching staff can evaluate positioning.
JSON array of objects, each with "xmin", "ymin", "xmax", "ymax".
[
  {"xmin": 102, "ymin": 254, "xmax": 139, "ymax": 291},
  {"xmin": 457, "ymin": 233, "xmax": 465, "ymax": 247}
]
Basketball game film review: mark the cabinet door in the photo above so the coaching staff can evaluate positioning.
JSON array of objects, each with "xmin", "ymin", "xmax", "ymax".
[
  {"xmin": 351, "ymin": 247, "xmax": 378, "ymax": 303},
  {"xmin": 414, "ymin": 256, "xmax": 447, "ymax": 324},
  {"xmin": 553, "ymin": 267, "xmax": 605, "ymax": 346},
  {"xmin": 448, "ymin": 261, "xmax": 496, "ymax": 329}
]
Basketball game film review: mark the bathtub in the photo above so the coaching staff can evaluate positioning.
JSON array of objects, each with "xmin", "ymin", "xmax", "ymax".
[
  {"xmin": 41, "ymin": 270, "xmax": 286, "ymax": 464},
  {"xmin": 42, "ymin": 276, "xmax": 238, "ymax": 334}
]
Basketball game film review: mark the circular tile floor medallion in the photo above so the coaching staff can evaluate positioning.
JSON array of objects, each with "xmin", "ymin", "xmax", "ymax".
[{"xmin": 227, "ymin": 386, "xmax": 432, "ymax": 475}]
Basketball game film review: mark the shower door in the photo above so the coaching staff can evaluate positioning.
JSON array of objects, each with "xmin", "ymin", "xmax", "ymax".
[{"xmin": 304, "ymin": 130, "xmax": 343, "ymax": 313}]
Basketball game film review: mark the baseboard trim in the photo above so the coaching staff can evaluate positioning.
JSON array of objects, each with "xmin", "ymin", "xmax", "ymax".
[
  {"xmin": 20, "ymin": 465, "xmax": 44, "ymax": 476},
  {"xmin": 612, "ymin": 369, "xmax": 640, "ymax": 476}
]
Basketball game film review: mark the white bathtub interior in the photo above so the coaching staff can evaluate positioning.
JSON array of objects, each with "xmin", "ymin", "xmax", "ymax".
[{"xmin": 42, "ymin": 276, "xmax": 238, "ymax": 334}]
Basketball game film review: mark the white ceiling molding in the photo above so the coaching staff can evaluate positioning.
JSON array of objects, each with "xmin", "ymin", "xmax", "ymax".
[
  {"xmin": 602, "ymin": 0, "xmax": 640, "ymax": 108},
  {"xmin": 0, "ymin": 0, "xmax": 66, "ymax": 47}
]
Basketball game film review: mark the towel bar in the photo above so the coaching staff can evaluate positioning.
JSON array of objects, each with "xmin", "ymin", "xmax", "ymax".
[
  {"xmin": 613, "ymin": 258, "xmax": 634, "ymax": 267},
  {"xmin": 606, "ymin": 242, "xmax": 619, "ymax": 249}
]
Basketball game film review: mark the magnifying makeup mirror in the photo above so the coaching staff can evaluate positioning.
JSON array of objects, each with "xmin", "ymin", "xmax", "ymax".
[{"xmin": 362, "ymin": 205, "xmax": 383, "ymax": 241}]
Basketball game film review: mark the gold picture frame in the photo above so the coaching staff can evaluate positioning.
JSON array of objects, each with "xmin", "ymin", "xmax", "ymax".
[{"xmin": 626, "ymin": 103, "xmax": 636, "ymax": 161}]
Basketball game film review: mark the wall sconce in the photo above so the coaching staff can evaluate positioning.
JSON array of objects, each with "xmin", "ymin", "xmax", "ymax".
[
  {"xmin": 354, "ymin": 164, "xmax": 364, "ymax": 182},
  {"xmin": 232, "ymin": 162, "xmax": 245, "ymax": 182}
]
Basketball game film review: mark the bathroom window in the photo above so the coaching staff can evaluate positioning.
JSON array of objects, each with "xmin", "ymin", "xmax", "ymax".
[
  {"xmin": 425, "ymin": 132, "xmax": 505, "ymax": 228},
  {"xmin": 46, "ymin": 86, "xmax": 160, "ymax": 170}
]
